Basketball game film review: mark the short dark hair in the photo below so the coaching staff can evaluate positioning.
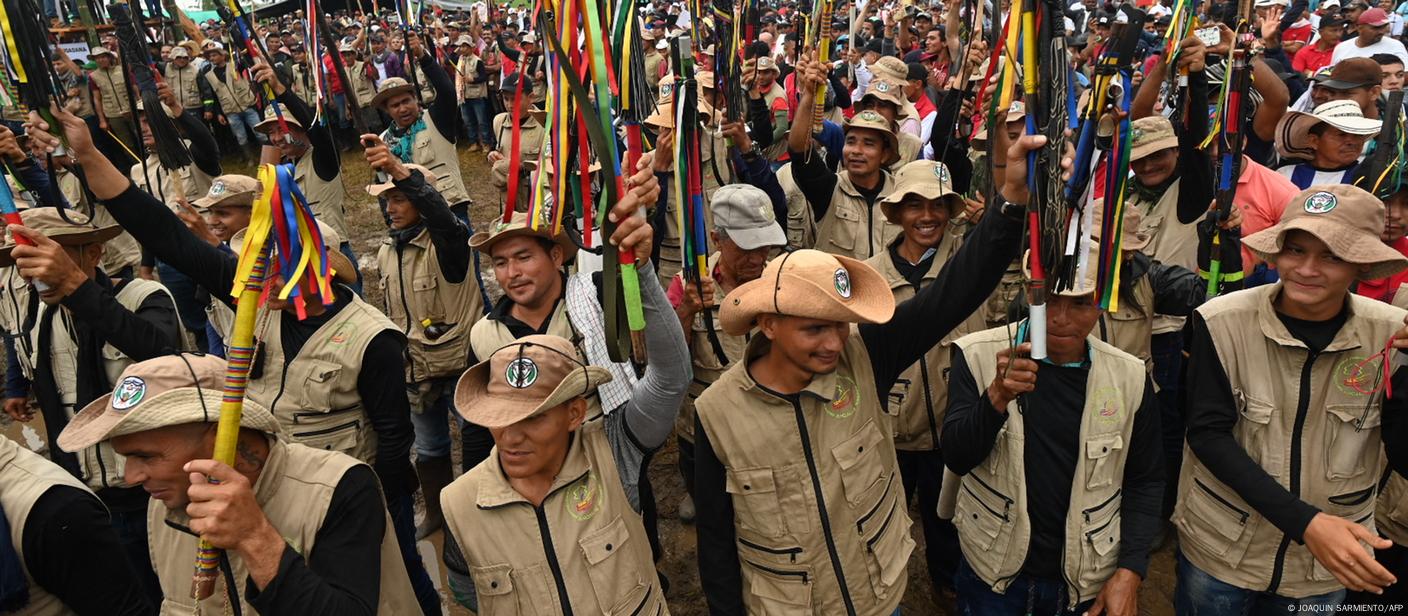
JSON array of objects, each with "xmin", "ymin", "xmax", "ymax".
[{"xmin": 1373, "ymin": 53, "xmax": 1404, "ymax": 67}]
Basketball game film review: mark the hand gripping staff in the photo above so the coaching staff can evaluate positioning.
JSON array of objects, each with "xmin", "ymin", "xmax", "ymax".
[
  {"xmin": 216, "ymin": 0, "xmax": 295, "ymax": 144},
  {"xmin": 811, "ymin": 0, "xmax": 833, "ymax": 131},
  {"xmin": 1204, "ymin": 0, "xmax": 1255, "ymax": 299},
  {"xmin": 190, "ymin": 163, "xmax": 338, "ymax": 599},
  {"xmin": 1352, "ymin": 89, "xmax": 1405, "ymax": 199}
]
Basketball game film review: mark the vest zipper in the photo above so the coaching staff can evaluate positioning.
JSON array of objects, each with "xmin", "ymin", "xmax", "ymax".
[
  {"xmin": 291, "ymin": 419, "xmax": 359, "ymax": 438},
  {"xmin": 864, "ymin": 501, "xmax": 896, "ymax": 549},
  {"xmin": 292, "ymin": 405, "xmax": 361, "ymax": 420},
  {"xmin": 533, "ymin": 504, "xmax": 575, "ymax": 616},
  {"xmin": 627, "ymin": 584, "xmax": 653, "ymax": 616},
  {"xmin": 738, "ymin": 537, "xmax": 804, "ymax": 563},
  {"xmin": 1355, "ymin": 510, "xmax": 1375, "ymax": 525},
  {"xmin": 743, "ymin": 559, "xmax": 811, "ymax": 583},
  {"xmin": 790, "ymin": 398, "xmax": 858, "ymax": 616},
  {"xmin": 1191, "ymin": 478, "xmax": 1250, "ymax": 524},
  {"xmin": 394, "ymin": 245, "xmax": 419, "ymax": 383},
  {"xmin": 1328, "ymin": 486, "xmax": 1375, "ymax": 507},
  {"xmin": 1269, "ymin": 350, "xmax": 1319, "ymax": 593},
  {"xmin": 1081, "ymin": 488, "xmax": 1122, "ymax": 523},
  {"xmin": 960, "ymin": 483, "xmax": 1010, "ymax": 521},
  {"xmin": 969, "ymin": 472, "xmax": 1015, "ymax": 507},
  {"xmin": 856, "ymin": 473, "xmax": 896, "ymax": 532}
]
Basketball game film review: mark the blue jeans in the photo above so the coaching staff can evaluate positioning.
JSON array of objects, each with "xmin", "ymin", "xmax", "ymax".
[
  {"xmin": 388, "ymin": 492, "xmax": 442, "ymax": 615},
  {"xmin": 205, "ymin": 323, "xmax": 226, "ymax": 358},
  {"xmin": 459, "ymin": 98, "xmax": 494, "ymax": 146},
  {"xmin": 108, "ymin": 498, "xmax": 163, "ymax": 605},
  {"xmin": 408, "ymin": 378, "xmax": 457, "ymax": 458},
  {"xmin": 156, "ymin": 261, "xmax": 209, "ymax": 338},
  {"xmin": 225, "ymin": 107, "xmax": 262, "ymax": 148},
  {"xmin": 954, "ymin": 556, "xmax": 1092, "ymax": 615},
  {"xmin": 1175, "ymin": 551, "xmax": 1346, "ymax": 615}
]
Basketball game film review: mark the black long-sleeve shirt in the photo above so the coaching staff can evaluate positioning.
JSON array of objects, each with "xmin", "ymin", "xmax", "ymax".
[
  {"xmin": 1183, "ymin": 309, "xmax": 1408, "ymax": 543},
  {"xmin": 97, "ymin": 184, "xmax": 417, "ymax": 498},
  {"xmin": 1172, "ymin": 68, "xmax": 1220, "ymax": 226},
  {"xmin": 694, "ymin": 198, "xmax": 1024, "ymax": 615},
  {"xmin": 417, "ymin": 53, "xmax": 459, "ymax": 142},
  {"xmin": 22, "ymin": 486, "xmax": 154, "ymax": 615},
  {"xmin": 277, "ymin": 90, "xmax": 338, "ymax": 182},
  {"xmin": 943, "ymin": 351, "xmax": 1165, "ymax": 579},
  {"xmin": 174, "ymin": 109, "xmax": 223, "ymax": 179}
]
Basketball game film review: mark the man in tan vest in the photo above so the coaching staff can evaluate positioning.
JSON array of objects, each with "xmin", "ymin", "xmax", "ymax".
[
  {"xmin": 56, "ymin": 353, "xmax": 419, "ymax": 616},
  {"xmin": 87, "ymin": 47, "xmax": 139, "ymax": 158},
  {"xmin": 365, "ymin": 140, "xmax": 484, "ymax": 539},
  {"xmin": 863, "ymin": 160, "xmax": 985, "ymax": 603},
  {"xmin": 692, "ymin": 128, "xmax": 1039, "ymax": 615},
  {"xmin": 442, "ymin": 332, "xmax": 683, "ymax": 615},
  {"xmin": 375, "ymin": 32, "xmax": 472, "ymax": 214},
  {"xmin": 786, "ymin": 57, "xmax": 901, "ymax": 262},
  {"xmin": 0, "ymin": 434, "xmax": 154, "ymax": 615},
  {"xmin": 668, "ymin": 184, "xmax": 787, "ymax": 523},
  {"xmin": 163, "ymin": 45, "xmax": 203, "ymax": 114},
  {"xmin": 198, "ymin": 42, "xmax": 262, "ymax": 163},
  {"xmin": 942, "ymin": 254, "xmax": 1163, "ymax": 616},
  {"xmin": 27, "ymin": 103, "xmax": 440, "ymax": 614},
  {"xmin": 454, "ymin": 35, "xmax": 494, "ymax": 151},
  {"xmin": 339, "ymin": 44, "xmax": 382, "ymax": 133},
  {"xmin": 486, "ymin": 73, "xmax": 545, "ymax": 212},
  {"xmin": 175, "ymin": 174, "xmax": 256, "ymax": 356},
  {"xmin": 1177, "ymin": 185, "xmax": 1408, "ymax": 611}
]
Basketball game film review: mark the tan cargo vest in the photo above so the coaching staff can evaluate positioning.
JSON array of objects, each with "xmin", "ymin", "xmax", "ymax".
[
  {"xmin": 382, "ymin": 111, "xmax": 470, "ymax": 206},
  {"xmin": 654, "ymin": 175, "xmax": 719, "ymax": 287},
  {"xmin": 375, "ymin": 228, "xmax": 484, "ymax": 382},
  {"xmin": 953, "ymin": 325, "xmax": 1146, "ymax": 606},
  {"xmin": 65, "ymin": 73, "xmax": 95, "ymax": 118},
  {"xmin": 1174, "ymin": 284, "xmax": 1402, "ymax": 598},
  {"xmin": 678, "ymin": 254, "xmax": 750, "ymax": 442},
  {"xmin": 980, "ymin": 256, "xmax": 1025, "ymax": 327},
  {"xmin": 345, "ymin": 60, "xmax": 377, "ymax": 107},
  {"xmin": 405, "ymin": 59, "xmax": 437, "ymax": 104},
  {"xmin": 164, "ymin": 63, "xmax": 202, "ymax": 110},
  {"xmin": 26, "ymin": 279, "xmax": 172, "ymax": 490},
  {"xmin": 129, "ymin": 151, "xmax": 213, "ymax": 210},
  {"xmin": 148, "ymin": 438, "xmax": 419, "ymax": 615},
  {"xmin": 205, "ymin": 298, "xmax": 235, "ymax": 347},
  {"xmin": 468, "ymin": 298, "xmax": 606, "ymax": 421},
  {"xmin": 644, "ymin": 52, "xmax": 664, "ymax": 90},
  {"xmin": 866, "ymin": 235, "xmax": 987, "ymax": 451},
  {"xmin": 492, "ymin": 112, "xmax": 545, "ymax": 162},
  {"xmin": 1378, "ymin": 473, "xmax": 1408, "ymax": 546},
  {"xmin": 290, "ymin": 150, "xmax": 349, "ymax": 238},
  {"xmin": 0, "ymin": 436, "xmax": 91, "ymax": 616},
  {"xmin": 457, "ymin": 55, "xmax": 488, "ymax": 100},
  {"xmin": 1132, "ymin": 180, "xmax": 1203, "ymax": 335},
  {"xmin": 89, "ymin": 65, "xmax": 131, "ymax": 117},
  {"xmin": 760, "ymin": 83, "xmax": 789, "ymax": 161},
  {"xmin": 245, "ymin": 296, "xmax": 400, "ymax": 463},
  {"xmin": 891, "ymin": 133, "xmax": 921, "ymax": 173},
  {"xmin": 291, "ymin": 62, "xmax": 315, "ymax": 104},
  {"xmin": 1095, "ymin": 272, "xmax": 1156, "ymax": 372},
  {"xmin": 695, "ymin": 334, "xmax": 916, "ymax": 615},
  {"xmin": 442, "ymin": 420, "xmax": 669, "ymax": 616},
  {"xmin": 778, "ymin": 163, "xmax": 817, "ymax": 251},
  {"xmin": 203, "ymin": 64, "xmax": 257, "ymax": 113},
  {"xmin": 0, "ymin": 267, "xmax": 29, "ymax": 345},
  {"xmin": 814, "ymin": 171, "xmax": 899, "ymax": 261}
]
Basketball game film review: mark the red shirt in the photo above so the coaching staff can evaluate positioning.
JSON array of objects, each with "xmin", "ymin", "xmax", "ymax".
[
  {"xmin": 1355, "ymin": 236, "xmax": 1408, "ymax": 303},
  {"xmin": 914, "ymin": 92, "xmax": 937, "ymax": 126},
  {"xmin": 1293, "ymin": 43, "xmax": 1335, "ymax": 75},
  {"xmin": 1283, "ymin": 22, "xmax": 1314, "ymax": 46}
]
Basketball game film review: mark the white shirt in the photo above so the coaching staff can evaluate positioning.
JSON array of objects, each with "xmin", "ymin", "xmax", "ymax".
[{"xmin": 1332, "ymin": 36, "xmax": 1408, "ymax": 66}]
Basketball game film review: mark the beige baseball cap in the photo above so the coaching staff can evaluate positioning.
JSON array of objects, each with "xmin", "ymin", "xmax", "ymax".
[
  {"xmin": 57, "ymin": 354, "xmax": 280, "ymax": 452},
  {"xmin": 365, "ymin": 165, "xmax": 438, "ymax": 197},
  {"xmin": 192, "ymin": 174, "xmax": 260, "ymax": 210},
  {"xmin": 453, "ymin": 335, "xmax": 613, "ymax": 428},
  {"xmin": 253, "ymin": 105, "xmax": 305, "ymax": 133},
  {"xmin": 1243, "ymin": 185, "xmax": 1408, "ymax": 279},
  {"xmin": 710, "ymin": 185, "xmax": 787, "ymax": 250},
  {"xmin": 720, "ymin": 249, "xmax": 895, "ymax": 335},
  {"xmin": 1129, "ymin": 116, "xmax": 1179, "ymax": 162}
]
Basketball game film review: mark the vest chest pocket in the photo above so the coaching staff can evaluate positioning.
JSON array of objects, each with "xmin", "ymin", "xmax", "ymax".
[
  {"xmin": 860, "ymin": 495, "xmax": 915, "ymax": 599},
  {"xmin": 1085, "ymin": 434, "xmax": 1124, "ymax": 490},
  {"xmin": 741, "ymin": 559, "xmax": 813, "ymax": 615},
  {"xmin": 579, "ymin": 515, "xmax": 652, "ymax": 615},
  {"xmin": 1233, "ymin": 390, "xmax": 1276, "ymax": 467},
  {"xmin": 1078, "ymin": 510, "xmax": 1122, "ymax": 591},
  {"xmin": 413, "ymin": 275, "xmax": 447, "ymax": 322},
  {"xmin": 1324, "ymin": 403, "xmax": 1382, "ymax": 483},
  {"xmin": 470, "ymin": 563, "xmax": 522, "ymax": 615},
  {"xmin": 824, "ymin": 203, "xmax": 862, "ymax": 252},
  {"xmin": 726, "ymin": 468, "xmax": 788, "ymax": 538},
  {"xmin": 296, "ymin": 359, "xmax": 344, "ymax": 411},
  {"xmin": 831, "ymin": 420, "xmax": 888, "ymax": 506},
  {"xmin": 955, "ymin": 475, "xmax": 1013, "ymax": 551},
  {"xmin": 1179, "ymin": 476, "xmax": 1255, "ymax": 566}
]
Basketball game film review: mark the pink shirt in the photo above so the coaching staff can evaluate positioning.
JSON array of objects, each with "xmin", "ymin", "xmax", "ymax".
[{"xmin": 1235, "ymin": 156, "xmax": 1302, "ymax": 271}]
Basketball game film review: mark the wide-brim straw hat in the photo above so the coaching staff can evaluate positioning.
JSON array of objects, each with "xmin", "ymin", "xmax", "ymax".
[
  {"xmin": 230, "ymin": 220, "xmax": 358, "ymax": 284},
  {"xmin": 57, "ymin": 354, "xmax": 280, "ymax": 451},
  {"xmin": 1243, "ymin": 185, "xmax": 1408, "ymax": 280},
  {"xmin": 844, "ymin": 109, "xmax": 901, "ymax": 167},
  {"xmin": 469, "ymin": 210, "xmax": 579, "ymax": 261},
  {"xmin": 453, "ymin": 335, "xmax": 613, "ymax": 428},
  {"xmin": 720, "ymin": 249, "xmax": 895, "ymax": 335},
  {"xmin": 371, "ymin": 77, "xmax": 417, "ymax": 108},
  {"xmin": 879, "ymin": 160, "xmax": 964, "ymax": 223},
  {"xmin": 0, "ymin": 208, "xmax": 121, "ymax": 267},
  {"xmin": 1275, "ymin": 99, "xmax": 1382, "ymax": 161}
]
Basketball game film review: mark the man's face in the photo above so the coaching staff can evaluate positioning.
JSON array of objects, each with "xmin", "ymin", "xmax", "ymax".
[
  {"xmin": 174, "ymin": 56, "xmax": 190, "ymax": 68},
  {"xmin": 1131, "ymin": 147, "xmax": 1179, "ymax": 187},
  {"xmin": 925, "ymin": 30, "xmax": 943, "ymax": 53},
  {"xmin": 267, "ymin": 36, "xmax": 281, "ymax": 50},
  {"xmin": 372, "ymin": 40, "xmax": 385, "ymax": 53},
  {"xmin": 386, "ymin": 92, "xmax": 422, "ymax": 128},
  {"xmin": 113, "ymin": 423, "xmax": 214, "ymax": 512},
  {"xmin": 897, "ymin": 197, "xmax": 953, "ymax": 249},
  {"xmin": 208, "ymin": 51, "xmax": 227, "ymax": 66},
  {"xmin": 1384, "ymin": 190, "xmax": 1408, "ymax": 242},
  {"xmin": 1309, "ymin": 125, "xmax": 1373, "ymax": 167},
  {"xmin": 95, "ymin": 54, "xmax": 114, "ymax": 68},
  {"xmin": 208, "ymin": 205, "xmax": 252, "ymax": 242},
  {"xmin": 1383, "ymin": 62, "xmax": 1407, "ymax": 90},
  {"xmin": 490, "ymin": 401, "xmax": 585, "ymax": 480},
  {"xmin": 1359, "ymin": 21, "xmax": 1389, "ymax": 44},
  {"xmin": 755, "ymin": 69, "xmax": 777, "ymax": 89},
  {"xmin": 842, "ymin": 127, "xmax": 888, "ymax": 176},
  {"xmin": 1046, "ymin": 293, "xmax": 1101, "ymax": 360},
  {"xmin": 341, "ymin": 51, "xmax": 357, "ymax": 66},
  {"xmin": 715, "ymin": 234, "xmax": 771, "ymax": 282},
  {"xmin": 1316, "ymin": 84, "xmax": 1381, "ymax": 113},
  {"xmin": 759, "ymin": 314, "xmax": 850, "ymax": 376},
  {"xmin": 905, "ymin": 78, "xmax": 923, "ymax": 101},
  {"xmin": 383, "ymin": 190, "xmax": 421, "ymax": 229},
  {"xmin": 459, "ymin": 43, "xmax": 475, "ymax": 56},
  {"xmin": 1322, "ymin": 24, "xmax": 1345, "ymax": 44},
  {"xmin": 491, "ymin": 236, "xmax": 564, "ymax": 309},
  {"xmin": 293, "ymin": 49, "xmax": 307, "ymax": 63},
  {"xmin": 161, "ymin": 46, "xmax": 173, "ymax": 60},
  {"xmin": 1273, "ymin": 230, "xmax": 1364, "ymax": 311}
]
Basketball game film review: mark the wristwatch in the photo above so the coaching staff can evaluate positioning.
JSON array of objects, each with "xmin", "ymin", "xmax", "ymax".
[{"xmin": 994, "ymin": 193, "xmax": 1023, "ymax": 222}]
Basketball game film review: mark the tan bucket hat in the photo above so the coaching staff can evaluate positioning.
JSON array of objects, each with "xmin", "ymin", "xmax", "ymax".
[
  {"xmin": 1275, "ymin": 100, "xmax": 1382, "ymax": 161},
  {"xmin": 192, "ymin": 174, "xmax": 260, "ymax": 211},
  {"xmin": 720, "ymin": 249, "xmax": 895, "ymax": 335},
  {"xmin": 1129, "ymin": 116, "xmax": 1179, "ymax": 162},
  {"xmin": 469, "ymin": 210, "xmax": 579, "ymax": 261},
  {"xmin": 453, "ymin": 335, "xmax": 613, "ymax": 428},
  {"xmin": 372, "ymin": 77, "xmax": 417, "ymax": 108},
  {"xmin": 230, "ymin": 220, "xmax": 358, "ymax": 284},
  {"xmin": 871, "ymin": 56, "xmax": 908, "ymax": 83},
  {"xmin": 645, "ymin": 75, "xmax": 677, "ymax": 129},
  {"xmin": 57, "ymin": 354, "xmax": 280, "ymax": 452},
  {"xmin": 0, "ymin": 208, "xmax": 122, "ymax": 267},
  {"xmin": 974, "ymin": 101, "xmax": 1027, "ymax": 142},
  {"xmin": 861, "ymin": 78, "xmax": 905, "ymax": 108},
  {"xmin": 366, "ymin": 164, "xmax": 438, "ymax": 197},
  {"xmin": 1243, "ymin": 185, "xmax": 1408, "ymax": 279},
  {"xmin": 880, "ymin": 161, "xmax": 964, "ymax": 223},
  {"xmin": 844, "ymin": 110, "xmax": 901, "ymax": 167},
  {"xmin": 253, "ymin": 105, "xmax": 305, "ymax": 133}
]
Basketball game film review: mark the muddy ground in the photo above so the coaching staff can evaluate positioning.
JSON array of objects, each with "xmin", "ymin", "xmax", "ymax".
[{"xmin": 0, "ymin": 142, "xmax": 1180, "ymax": 615}]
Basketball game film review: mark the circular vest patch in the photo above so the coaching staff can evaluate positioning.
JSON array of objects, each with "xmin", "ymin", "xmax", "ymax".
[
  {"xmin": 505, "ymin": 357, "xmax": 539, "ymax": 389},
  {"xmin": 112, "ymin": 376, "xmax": 146, "ymax": 411}
]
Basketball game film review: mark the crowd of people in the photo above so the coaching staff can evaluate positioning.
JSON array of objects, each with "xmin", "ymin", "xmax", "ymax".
[{"xmin": 3, "ymin": 0, "xmax": 1408, "ymax": 614}]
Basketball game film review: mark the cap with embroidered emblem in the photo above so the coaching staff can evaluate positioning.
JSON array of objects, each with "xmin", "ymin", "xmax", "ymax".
[{"xmin": 711, "ymin": 185, "xmax": 787, "ymax": 250}]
